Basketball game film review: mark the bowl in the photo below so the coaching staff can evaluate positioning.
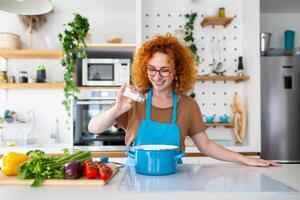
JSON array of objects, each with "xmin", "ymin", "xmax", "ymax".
[
  {"xmin": 106, "ymin": 37, "xmax": 123, "ymax": 44},
  {"xmin": 205, "ymin": 116, "xmax": 215, "ymax": 123},
  {"xmin": 4, "ymin": 117, "xmax": 15, "ymax": 123},
  {"xmin": 5, "ymin": 140, "xmax": 16, "ymax": 146},
  {"xmin": 219, "ymin": 115, "xmax": 230, "ymax": 123}
]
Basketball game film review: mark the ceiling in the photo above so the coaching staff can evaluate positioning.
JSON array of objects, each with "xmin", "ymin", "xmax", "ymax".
[{"xmin": 261, "ymin": 0, "xmax": 300, "ymax": 13}]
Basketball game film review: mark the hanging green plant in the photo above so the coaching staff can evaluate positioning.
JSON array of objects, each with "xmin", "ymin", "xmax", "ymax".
[
  {"xmin": 58, "ymin": 13, "xmax": 89, "ymax": 118},
  {"xmin": 189, "ymin": 91, "xmax": 196, "ymax": 99},
  {"xmin": 183, "ymin": 12, "xmax": 200, "ymax": 65}
]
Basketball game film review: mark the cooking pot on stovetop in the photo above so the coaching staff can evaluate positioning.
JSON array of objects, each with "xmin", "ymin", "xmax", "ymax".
[{"xmin": 127, "ymin": 144, "xmax": 186, "ymax": 176}]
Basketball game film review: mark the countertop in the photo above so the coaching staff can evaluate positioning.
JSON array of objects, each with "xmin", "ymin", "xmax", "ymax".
[
  {"xmin": 0, "ymin": 144, "xmax": 259, "ymax": 158},
  {"xmin": 0, "ymin": 144, "xmax": 129, "ymax": 155},
  {"xmin": 0, "ymin": 158, "xmax": 299, "ymax": 200}
]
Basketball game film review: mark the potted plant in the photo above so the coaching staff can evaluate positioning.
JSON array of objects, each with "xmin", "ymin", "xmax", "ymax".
[
  {"xmin": 58, "ymin": 13, "xmax": 89, "ymax": 118},
  {"xmin": 36, "ymin": 65, "xmax": 46, "ymax": 83}
]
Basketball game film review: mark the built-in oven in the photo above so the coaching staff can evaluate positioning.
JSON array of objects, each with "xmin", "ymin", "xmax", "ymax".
[{"xmin": 73, "ymin": 89, "xmax": 127, "ymax": 151}]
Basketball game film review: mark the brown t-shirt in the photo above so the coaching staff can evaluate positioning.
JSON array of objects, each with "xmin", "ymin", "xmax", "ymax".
[{"xmin": 115, "ymin": 94, "xmax": 206, "ymax": 152}]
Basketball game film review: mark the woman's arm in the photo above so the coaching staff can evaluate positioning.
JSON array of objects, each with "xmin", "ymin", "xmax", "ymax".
[
  {"xmin": 191, "ymin": 132, "xmax": 280, "ymax": 167},
  {"xmin": 88, "ymin": 104, "xmax": 121, "ymax": 133},
  {"xmin": 88, "ymin": 85, "xmax": 134, "ymax": 133}
]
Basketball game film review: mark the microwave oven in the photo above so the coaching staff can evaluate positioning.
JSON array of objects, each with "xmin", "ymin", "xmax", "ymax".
[{"xmin": 82, "ymin": 58, "xmax": 130, "ymax": 86}]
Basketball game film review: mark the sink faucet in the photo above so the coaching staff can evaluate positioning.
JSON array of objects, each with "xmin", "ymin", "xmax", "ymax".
[{"xmin": 50, "ymin": 118, "xmax": 59, "ymax": 143}]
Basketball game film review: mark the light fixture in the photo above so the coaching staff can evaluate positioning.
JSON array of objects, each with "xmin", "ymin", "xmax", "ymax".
[{"xmin": 0, "ymin": 0, "xmax": 53, "ymax": 15}]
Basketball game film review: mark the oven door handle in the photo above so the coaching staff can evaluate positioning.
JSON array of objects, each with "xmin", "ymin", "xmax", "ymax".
[{"xmin": 76, "ymin": 100, "xmax": 115, "ymax": 105}]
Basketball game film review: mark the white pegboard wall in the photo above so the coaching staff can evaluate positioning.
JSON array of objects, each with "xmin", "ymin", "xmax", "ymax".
[{"xmin": 141, "ymin": 0, "xmax": 247, "ymax": 144}]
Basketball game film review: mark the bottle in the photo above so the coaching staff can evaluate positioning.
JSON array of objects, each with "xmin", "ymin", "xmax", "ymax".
[
  {"xmin": 123, "ymin": 87, "xmax": 145, "ymax": 103},
  {"xmin": 237, "ymin": 56, "xmax": 244, "ymax": 76}
]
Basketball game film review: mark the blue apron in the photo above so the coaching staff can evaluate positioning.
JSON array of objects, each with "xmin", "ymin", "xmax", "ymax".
[{"xmin": 127, "ymin": 88, "xmax": 182, "ymax": 164}]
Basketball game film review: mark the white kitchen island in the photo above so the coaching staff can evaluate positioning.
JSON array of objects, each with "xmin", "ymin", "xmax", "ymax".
[{"xmin": 0, "ymin": 158, "xmax": 299, "ymax": 200}]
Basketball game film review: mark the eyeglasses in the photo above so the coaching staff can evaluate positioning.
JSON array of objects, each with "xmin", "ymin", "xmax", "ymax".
[{"xmin": 147, "ymin": 66, "xmax": 172, "ymax": 77}]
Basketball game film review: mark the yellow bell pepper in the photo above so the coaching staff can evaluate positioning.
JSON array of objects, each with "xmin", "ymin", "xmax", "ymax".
[{"xmin": 1, "ymin": 152, "xmax": 29, "ymax": 176}]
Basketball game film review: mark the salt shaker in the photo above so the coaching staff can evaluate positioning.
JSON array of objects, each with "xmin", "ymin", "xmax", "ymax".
[{"xmin": 123, "ymin": 87, "xmax": 145, "ymax": 103}]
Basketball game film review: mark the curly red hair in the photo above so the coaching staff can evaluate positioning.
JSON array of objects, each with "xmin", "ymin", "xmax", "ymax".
[{"xmin": 131, "ymin": 33, "xmax": 197, "ymax": 94}]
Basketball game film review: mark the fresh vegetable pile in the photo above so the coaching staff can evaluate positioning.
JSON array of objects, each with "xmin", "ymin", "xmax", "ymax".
[
  {"xmin": 17, "ymin": 150, "xmax": 92, "ymax": 187},
  {"xmin": 1, "ymin": 150, "xmax": 115, "ymax": 187}
]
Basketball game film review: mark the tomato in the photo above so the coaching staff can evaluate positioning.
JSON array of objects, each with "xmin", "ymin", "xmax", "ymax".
[
  {"xmin": 99, "ymin": 164, "xmax": 113, "ymax": 181},
  {"xmin": 84, "ymin": 161, "xmax": 99, "ymax": 179},
  {"xmin": 83, "ymin": 160, "xmax": 92, "ymax": 167}
]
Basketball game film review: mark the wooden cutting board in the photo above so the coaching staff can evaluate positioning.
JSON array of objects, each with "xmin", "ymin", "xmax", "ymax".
[{"xmin": 0, "ymin": 165, "xmax": 118, "ymax": 186}]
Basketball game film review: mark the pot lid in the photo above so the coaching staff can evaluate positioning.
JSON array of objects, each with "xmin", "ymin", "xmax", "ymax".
[{"xmin": 133, "ymin": 144, "xmax": 178, "ymax": 151}]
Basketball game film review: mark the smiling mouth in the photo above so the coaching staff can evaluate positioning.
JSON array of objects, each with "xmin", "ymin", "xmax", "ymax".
[{"xmin": 153, "ymin": 80, "xmax": 166, "ymax": 86}]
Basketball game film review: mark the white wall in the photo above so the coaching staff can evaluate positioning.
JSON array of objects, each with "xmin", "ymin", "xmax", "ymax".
[
  {"xmin": 242, "ymin": 0, "xmax": 260, "ymax": 151},
  {"xmin": 261, "ymin": 0, "xmax": 300, "ymax": 13},
  {"xmin": 0, "ymin": 0, "xmax": 136, "ymax": 145},
  {"xmin": 261, "ymin": 13, "xmax": 300, "ymax": 49},
  {"xmin": 140, "ymin": 0, "xmax": 260, "ymax": 152},
  {"xmin": 0, "ymin": 0, "xmax": 261, "ymax": 152},
  {"xmin": 0, "ymin": 0, "xmax": 136, "ymax": 48}
]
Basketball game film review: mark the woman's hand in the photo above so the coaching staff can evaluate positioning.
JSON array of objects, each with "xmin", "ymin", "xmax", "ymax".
[
  {"xmin": 114, "ymin": 84, "xmax": 135, "ymax": 114},
  {"xmin": 243, "ymin": 157, "xmax": 281, "ymax": 167}
]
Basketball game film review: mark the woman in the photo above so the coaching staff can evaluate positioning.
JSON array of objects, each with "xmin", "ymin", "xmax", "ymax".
[{"xmin": 88, "ymin": 33, "xmax": 279, "ymax": 167}]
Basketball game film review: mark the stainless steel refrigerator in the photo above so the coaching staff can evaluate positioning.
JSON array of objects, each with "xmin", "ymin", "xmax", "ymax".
[{"xmin": 261, "ymin": 56, "xmax": 300, "ymax": 163}]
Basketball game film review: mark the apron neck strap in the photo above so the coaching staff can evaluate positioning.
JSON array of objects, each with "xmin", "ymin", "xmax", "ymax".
[
  {"xmin": 145, "ymin": 88, "xmax": 178, "ymax": 123},
  {"xmin": 171, "ymin": 90, "xmax": 177, "ymax": 123},
  {"xmin": 145, "ymin": 88, "xmax": 153, "ymax": 120}
]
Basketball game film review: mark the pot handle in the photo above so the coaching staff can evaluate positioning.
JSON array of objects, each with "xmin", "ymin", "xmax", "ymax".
[
  {"xmin": 126, "ymin": 148, "xmax": 136, "ymax": 159},
  {"xmin": 175, "ymin": 152, "xmax": 186, "ymax": 161}
]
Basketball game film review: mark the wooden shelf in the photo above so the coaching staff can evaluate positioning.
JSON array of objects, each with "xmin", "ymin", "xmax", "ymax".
[
  {"xmin": 205, "ymin": 122, "xmax": 234, "ymax": 128},
  {"xmin": 0, "ymin": 83, "xmax": 123, "ymax": 90},
  {"xmin": 196, "ymin": 75, "xmax": 249, "ymax": 83},
  {"xmin": 0, "ymin": 44, "xmax": 135, "ymax": 58},
  {"xmin": 86, "ymin": 43, "xmax": 136, "ymax": 49},
  {"xmin": 77, "ymin": 86, "xmax": 120, "ymax": 90},
  {"xmin": 200, "ymin": 17, "xmax": 233, "ymax": 28},
  {"xmin": 0, "ymin": 83, "xmax": 66, "ymax": 89},
  {"xmin": 0, "ymin": 50, "xmax": 62, "ymax": 58}
]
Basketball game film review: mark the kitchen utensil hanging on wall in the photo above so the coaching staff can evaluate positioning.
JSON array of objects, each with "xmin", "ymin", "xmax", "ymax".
[
  {"xmin": 231, "ymin": 95, "xmax": 246, "ymax": 144},
  {"xmin": 208, "ymin": 38, "xmax": 216, "ymax": 72},
  {"xmin": 212, "ymin": 39, "xmax": 226, "ymax": 76}
]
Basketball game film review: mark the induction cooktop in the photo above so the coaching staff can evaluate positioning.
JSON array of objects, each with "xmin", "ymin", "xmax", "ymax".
[{"xmin": 118, "ymin": 164, "xmax": 299, "ymax": 193}]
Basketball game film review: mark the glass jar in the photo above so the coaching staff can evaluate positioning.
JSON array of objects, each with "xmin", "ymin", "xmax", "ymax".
[
  {"xmin": 123, "ymin": 87, "xmax": 145, "ymax": 103},
  {"xmin": 218, "ymin": 7, "xmax": 225, "ymax": 17},
  {"xmin": 9, "ymin": 76, "xmax": 16, "ymax": 83},
  {"xmin": 0, "ymin": 71, "xmax": 8, "ymax": 83},
  {"xmin": 19, "ymin": 71, "xmax": 28, "ymax": 83}
]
